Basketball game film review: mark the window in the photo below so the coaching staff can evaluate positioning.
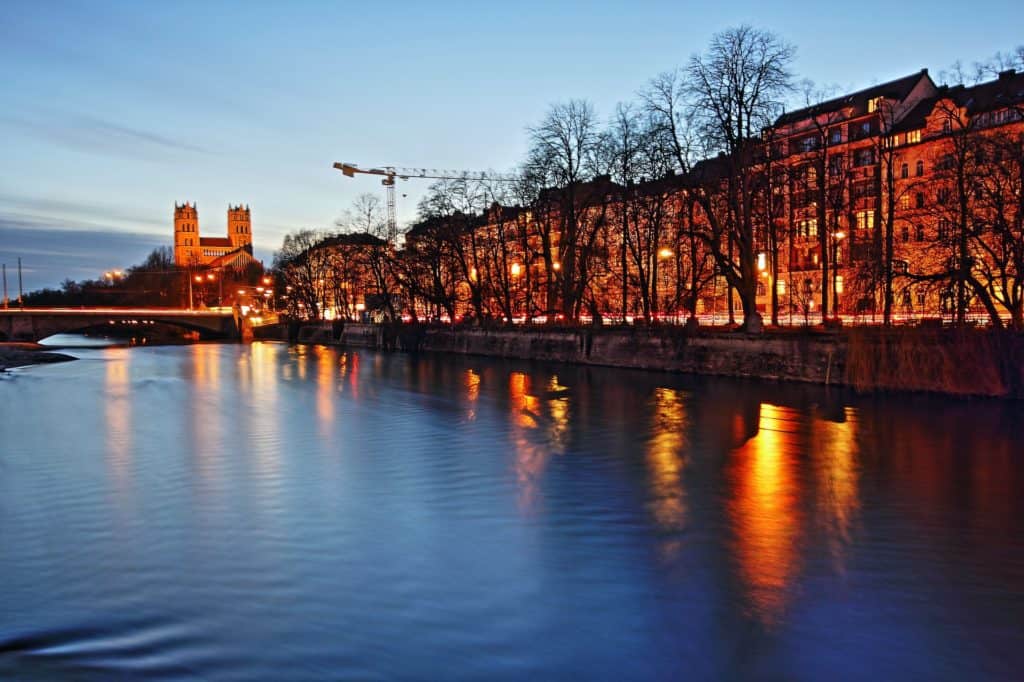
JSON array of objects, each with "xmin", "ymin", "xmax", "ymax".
[
  {"xmin": 907, "ymin": 130, "xmax": 921, "ymax": 144},
  {"xmin": 937, "ymin": 188, "xmax": 950, "ymax": 204},
  {"xmin": 900, "ymin": 195, "xmax": 911, "ymax": 210},
  {"xmin": 901, "ymin": 226, "xmax": 910, "ymax": 242},
  {"xmin": 800, "ymin": 136, "xmax": 820, "ymax": 152},
  {"xmin": 901, "ymin": 163, "xmax": 909, "ymax": 179},
  {"xmin": 942, "ymin": 119, "xmax": 952, "ymax": 134},
  {"xmin": 830, "ymin": 128, "xmax": 842, "ymax": 144},
  {"xmin": 856, "ymin": 210, "xmax": 875, "ymax": 231},
  {"xmin": 890, "ymin": 134, "xmax": 902, "ymax": 147},
  {"xmin": 915, "ymin": 193, "xmax": 925, "ymax": 209},
  {"xmin": 797, "ymin": 218, "xmax": 818, "ymax": 238},
  {"xmin": 854, "ymin": 148, "xmax": 875, "ymax": 166},
  {"xmin": 917, "ymin": 291, "xmax": 926, "ymax": 307},
  {"xmin": 916, "ymin": 226, "xmax": 925, "ymax": 241},
  {"xmin": 829, "ymin": 154, "xmax": 845, "ymax": 176},
  {"xmin": 916, "ymin": 160, "xmax": 925, "ymax": 176},
  {"xmin": 938, "ymin": 218, "xmax": 952, "ymax": 240}
]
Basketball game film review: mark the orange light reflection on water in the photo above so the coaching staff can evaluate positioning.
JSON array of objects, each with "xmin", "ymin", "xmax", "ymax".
[
  {"xmin": 104, "ymin": 352, "xmax": 132, "ymax": 492},
  {"xmin": 728, "ymin": 403, "xmax": 802, "ymax": 627},
  {"xmin": 509, "ymin": 371, "xmax": 546, "ymax": 514},
  {"xmin": 645, "ymin": 387, "xmax": 688, "ymax": 541}
]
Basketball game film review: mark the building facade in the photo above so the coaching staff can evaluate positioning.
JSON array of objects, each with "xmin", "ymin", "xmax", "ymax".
[{"xmin": 174, "ymin": 203, "xmax": 256, "ymax": 269}]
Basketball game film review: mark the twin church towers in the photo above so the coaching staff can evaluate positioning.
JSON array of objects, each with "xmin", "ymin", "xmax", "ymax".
[{"xmin": 173, "ymin": 203, "xmax": 254, "ymax": 268}]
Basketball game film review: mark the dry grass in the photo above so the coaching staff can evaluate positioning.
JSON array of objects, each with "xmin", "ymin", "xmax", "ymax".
[{"xmin": 846, "ymin": 327, "xmax": 1022, "ymax": 397}]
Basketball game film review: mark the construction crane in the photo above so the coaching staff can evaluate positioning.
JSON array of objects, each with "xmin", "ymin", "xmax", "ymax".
[{"xmin": 333, "ymin": 162, "xmax": 518, "ymax": 244}]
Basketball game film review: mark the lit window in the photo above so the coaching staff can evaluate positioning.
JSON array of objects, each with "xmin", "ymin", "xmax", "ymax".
[
  {"xmin": 868, "ymin": 97, "xmax": 882, "ymax": 113},
  {"xmin": 907, "ymin": 130, "xmax": 921, "ymax": 144}
]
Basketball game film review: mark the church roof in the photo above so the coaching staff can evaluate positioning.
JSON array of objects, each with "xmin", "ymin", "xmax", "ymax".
[{"xmin": 199, "ymin": 236, "xmax": 233, "ymax": 247}]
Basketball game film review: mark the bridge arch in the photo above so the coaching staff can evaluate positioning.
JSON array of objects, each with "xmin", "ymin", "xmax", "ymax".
[{"xmin": 0, "ymin": 310, "xmax": 240, "ymax": 343}]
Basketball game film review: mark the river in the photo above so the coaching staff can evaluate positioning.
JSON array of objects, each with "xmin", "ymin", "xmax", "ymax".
[{"xmin": 1, "ymin": 341, "xmax": 1022, "ymax": 680}]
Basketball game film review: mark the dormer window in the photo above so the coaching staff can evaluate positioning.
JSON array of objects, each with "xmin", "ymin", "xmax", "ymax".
[
  {"xmin": 907, "ymin": 130, "xmax": 921, "ymax": 144},
  {"xmin": 868, "ymin": 97, "xmax": 884, "ymax": 113}
]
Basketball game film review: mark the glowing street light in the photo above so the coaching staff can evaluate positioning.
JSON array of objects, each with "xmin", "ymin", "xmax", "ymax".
[
  {"xmin": 510, "ymin": 262, "xmax": 521, "ymax": 277},
  {"xmin": 658, "ymin": 248, "xmax": 674, "ymax": 260}
]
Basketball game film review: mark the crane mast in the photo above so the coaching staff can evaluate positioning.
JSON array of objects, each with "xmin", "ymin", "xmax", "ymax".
[{"xmin": 333, "ymin": 161, "xmax": 517, "ymax": 244}]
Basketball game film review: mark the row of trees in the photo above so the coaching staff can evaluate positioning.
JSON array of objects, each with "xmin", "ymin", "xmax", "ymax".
[
  {"xmin": 275, "ymin": 27, "xmax": 1024, "ymax": 330},
  {"xmin": 22, "ymin": 246, "xmax": 267, "ymax": 309}
]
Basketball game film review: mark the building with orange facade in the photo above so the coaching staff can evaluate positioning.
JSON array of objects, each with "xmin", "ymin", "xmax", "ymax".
[
  {"xmin": 174, "ymin": 203, "xmax": 257, "ymax": 270},
  {"xmin": 298, "ymin": 67, "xmax": 1023, "ymax": 326}
]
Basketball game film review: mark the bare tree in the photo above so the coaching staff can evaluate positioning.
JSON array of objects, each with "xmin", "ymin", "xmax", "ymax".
[
  {"xmin": 526, "ymin": 99, "xmax": 609, "ymax": 319},
  {"xmin": 685, "ymin": 25, "xmax": 796, "ymax": 331}
]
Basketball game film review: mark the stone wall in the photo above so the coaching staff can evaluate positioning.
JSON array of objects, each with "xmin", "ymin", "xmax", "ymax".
[{"xmin": 417, "ymin": 327, "xmax": 846, "ymax": 386}]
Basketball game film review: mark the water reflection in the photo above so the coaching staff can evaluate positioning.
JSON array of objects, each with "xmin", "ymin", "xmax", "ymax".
[
  {"xmin": 509, "ymin": 371, "xmax": 547, "ymax": 513},
  {"xmin": 3, "ymin": 345, "xmax": 1024, "ymax": 679},
  {"xmin": 812, "ymin": 407, "xmax": 860, "ymax": 571},
  {"xmin": 464, "ymin": 368, "xmax": 480, "ymax": 421},
  {"xmin": 728, "ymin": 403, "xmax": 803, "ymax": 626},
  {"xmin": 645, "ymin": 387, "xmax": 688, "ymax": 545},
  {"xmin": 104, "ymin": 352, "xmax": 132, "ymax": 495}
]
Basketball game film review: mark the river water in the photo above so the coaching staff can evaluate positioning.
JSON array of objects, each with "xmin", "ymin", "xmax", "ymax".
[{"xmin": 1, "ymin": 341, "xmax": 1022, "ymax": 680}]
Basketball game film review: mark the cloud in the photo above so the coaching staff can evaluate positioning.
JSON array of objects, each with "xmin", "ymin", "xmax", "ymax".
[
  {"xmin": 0, "ymin": 193, "xmax": 165, "ymax": 231},
  {"xmin": 0, "ymin": 111, "xmax": 212, "ymax": 160},
  {"xmin": 0, "ymin": 221, "xmax": 168, "ymax": 293}
]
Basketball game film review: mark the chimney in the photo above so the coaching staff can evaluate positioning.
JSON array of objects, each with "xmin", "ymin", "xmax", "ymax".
[{"xmin": 998, "ymin": 69, "xmax": 1017, "ymax": 81}]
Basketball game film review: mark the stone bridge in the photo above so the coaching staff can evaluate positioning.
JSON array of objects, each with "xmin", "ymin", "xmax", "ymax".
[{"xmin": 0, "ymin": 308, "xmax": 240, "ymax": 342}]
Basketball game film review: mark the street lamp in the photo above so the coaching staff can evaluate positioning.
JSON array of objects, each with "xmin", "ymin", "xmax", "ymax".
[
  {"xmin": 657, "ymin": 248, "xmax": 674, "ymax": 321},
  {"xmin": 831, "ymin": 231, "xmax": 846, "ymax": 320}
]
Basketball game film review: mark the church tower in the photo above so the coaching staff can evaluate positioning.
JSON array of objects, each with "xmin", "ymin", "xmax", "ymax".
[
  {"xmin": 227, "ymin": 204, "xmax": 252, "ymax": 250},
  {"xmin": 174, "ymin": 202, "xmax": 200, "ymax": 266}
]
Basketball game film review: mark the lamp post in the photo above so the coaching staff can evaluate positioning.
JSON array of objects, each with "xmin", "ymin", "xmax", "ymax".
[
  {"xmin": 657, "ymin": 248, "xmax": 673, "ymax": 322},
  {"xmin": 831, "ymin": 231, "xmax": 846, "ymax": 320},
  {"xmin": 510, "ymin": 262, "xmax": 521, "ymax": 321}
]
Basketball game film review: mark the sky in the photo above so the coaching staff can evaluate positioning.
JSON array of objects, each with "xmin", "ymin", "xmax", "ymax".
[{"xmin": 2, "ymin": 0, "xmax": 1022, "ymax": 293}]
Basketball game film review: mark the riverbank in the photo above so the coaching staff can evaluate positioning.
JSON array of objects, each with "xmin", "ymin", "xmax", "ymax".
[
  {"xmin": 0, "ymin": 342, "xmax": 77, "ymax": 371},
  {"xmin": 256, "ymin": 321, "xmax": 1024, "ymax": 398}
]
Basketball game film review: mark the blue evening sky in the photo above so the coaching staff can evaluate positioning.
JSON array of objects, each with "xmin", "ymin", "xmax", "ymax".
[{"xmin": 1, "ymin": 0, "xmax": 1021, "ymax": 291}]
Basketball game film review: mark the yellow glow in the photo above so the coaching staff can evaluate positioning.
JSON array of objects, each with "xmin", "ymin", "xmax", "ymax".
[
  {"xmin": 315, "ymin": 345, "xmax": 335, "ymax": 432},
  {"xmin": 552, "ymin": 261, "xmax": 561, "ymax": 271},
  {"xmin": 757, "ymin": 252, "xmax": 767, "ymax": 271},
  {"xmin": 509, "ymin": 371, "xmax": 546, "ymax": 514},
  {"xmin": 104, "ymin": 352, "xmax": 132, "ymax": 494},
  {"xmin": 728, "ymin": 403, "xmax": 802, "ymax": 626},
  {"xmin": 510, "ymin": 262, "xmax": 521, "ymax": 277},
  {"xmin": 546, "ymin": 375, "xmax": 570, "ymax": 453},
  {"xmin": 658, "ymin": 247, "xmax": 674, "ymax": 259},
  {"xmin": 812, "ymin": 407, "xmax": 860, "ymax": 571},
  {"xmin": 835, "ymin": 231, "xmax": 846, "ymax": 241},
  {"xmin": 464, "ymin": 369, "xmax": 480, "ymax": 420},
  {"xmin": 646, "ymin": 388, "xmax": 688, "ymax": 540}
]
